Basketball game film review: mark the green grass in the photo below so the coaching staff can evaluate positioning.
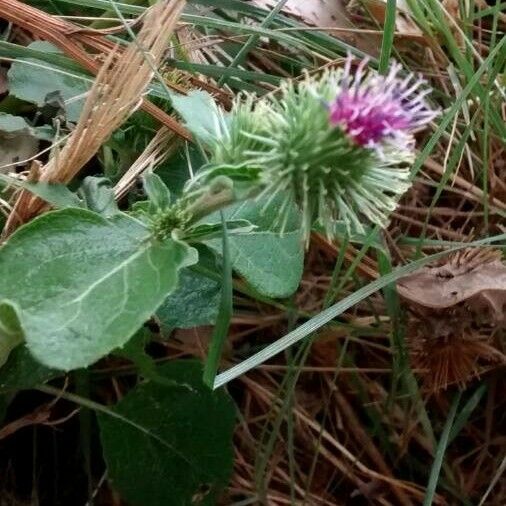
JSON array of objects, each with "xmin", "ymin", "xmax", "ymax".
[{"xmin": 378, "ymin": 0, "xmax": 397, "ymax": 74}]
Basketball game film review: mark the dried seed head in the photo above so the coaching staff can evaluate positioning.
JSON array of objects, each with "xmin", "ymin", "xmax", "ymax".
[
  {"xmin": 400, "ymin": 248, "xmax": 506, "ymax": 392},
  {"xmin": 407, "ymin": 312, "xmax": 504, "ymax": 392}
]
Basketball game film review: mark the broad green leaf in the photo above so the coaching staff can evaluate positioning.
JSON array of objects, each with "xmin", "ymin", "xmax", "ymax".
[
  {"xmin": 169, "ymin": 90, "xmax": 224, "ymax": 144},
  {"xmin": 0, "ymin": 345, "xmax": 59, "ymax": 392},
  {"xmin": 98, "ymin": 360, "xmax": 235, "ymax": 506},
  {"xmin": 205, "ymin": 194, "xmax": 304, "ymax": 298},
  {"xmin": 157, "ymin": 268, "xmax": 221, "ymax": 329},
  {"xmin": 0, "ymin": 209, "xmax": 197, "ymax": 370},
  {"xmin": 7, "ymin": 41, "xmax": 90, "ymax": 122}
]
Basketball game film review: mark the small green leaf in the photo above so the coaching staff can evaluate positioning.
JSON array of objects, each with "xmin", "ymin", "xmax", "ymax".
[
  {"xmin": 170, "ymin": 90, "xmax": 225, "ymax": 144},
  {"xmin": 142, "ymin": 172, "xmax": 171, "ymax": 210},
  {"xmin": 0, "ymin": 113, "xmax": 39, "ymax": 170},
  {"xmin": 185, "ymin": 219, "xmax": 253, "ymax": 241},
  {"xmin": 0, "ymin": 113, "xmax": 32, "ymax": 133},
  {"xmin": 205, "ymin": 194, "xmax": 304, "ymax": 298},
  {"xmin": 23, "ymin": 181, "xmax": 83, "ymax": 209},
  {"xmin": 0, "ymin": 345, "xmax": 60, "ymax": 392},
  {"xmin": 98, "ymin": 360, "xmax": 236, "ymax": 506},
  {"xmin": 157, "ymin": 268, "xmax": 221, "ymax": 329},
  {"xmin": 0, "ymin": 302, "xmax": 24, "ymax": 367},
  {"xmin": 0, "ymin": 173, "xmax": 83, "ymax": 209},
  {"xmin": 156, "ymin": 144, "xmax": 206, "ymax": 196},
  {"xmin": 78, "ymin": 176, "xmax": 119, "ymax": 217},
  {"xmin": 116, "ymin": 330, "xmax": 180, "ymax": 388},
  {"xmin": 7, "ymin": 41, "xmax": 90, "ymax": 122},
  {"xmin": 0, "ymin": 209, "xmax": 197, "ymax": 370}
]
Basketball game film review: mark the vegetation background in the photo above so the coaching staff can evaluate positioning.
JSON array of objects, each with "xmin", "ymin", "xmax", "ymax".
[{"xmin": 0, "ymin": 0, "xmax": 504, "ymax": 505}]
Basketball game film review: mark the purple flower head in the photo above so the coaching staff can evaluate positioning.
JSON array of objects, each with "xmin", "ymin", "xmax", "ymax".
[{"xmin": 329, "ymin": 57, "xmax": 437, "ymax": 152}]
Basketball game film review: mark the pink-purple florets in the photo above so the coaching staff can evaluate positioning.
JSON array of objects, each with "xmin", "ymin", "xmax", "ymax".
[{"xmin": 329, "ymin": 57, "xmax": 437, "ymax": 151}]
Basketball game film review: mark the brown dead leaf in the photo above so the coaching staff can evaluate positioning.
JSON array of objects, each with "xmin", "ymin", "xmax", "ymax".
[{"xmin": 397, "ymin": 248, "xmax": 506, "ymax": 323}]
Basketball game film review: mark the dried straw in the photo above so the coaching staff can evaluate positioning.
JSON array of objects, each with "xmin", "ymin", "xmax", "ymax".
[
  {"xmin": 5, "ymin": 0, "xmax": 186, "ymax": 234},
  {"xmin": 114, "ymin": 127, "xmax": 178, "ymax": 202}
]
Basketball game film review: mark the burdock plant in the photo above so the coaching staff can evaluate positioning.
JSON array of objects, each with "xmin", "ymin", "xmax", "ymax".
[{"xmin": 191, "ymin": 56, "xmax": 438, "ymax": 241}]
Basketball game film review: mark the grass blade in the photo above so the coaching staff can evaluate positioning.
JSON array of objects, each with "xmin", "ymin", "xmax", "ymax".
[
  {"xmin": 378, "ymin": 0, "xmax": 397, "ymax": 74},
  {"xmin": 478, "ymin": 454, "xmax": 506, "ymax": 506},
  {"xmin": 423, "ymin": 391, "xmax": 462, "ymax": 506},
  {"xmin": 214, "ymin": 233, "xmax": 506, "ymax": 389},
  {"xmin": 203, "ymin": 212, "xmax": 233, "ymax": 388},
  {"xmin": 448, "ymin": 384, "xmax": 487, "ymax": 444},
  {"xmin": 217, "ymin": 0, "xmax": 289, "ymax": 87}
]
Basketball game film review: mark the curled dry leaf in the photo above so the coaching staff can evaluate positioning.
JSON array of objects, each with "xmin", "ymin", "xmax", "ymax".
[
  {"xmin": 397, "ymin": 248, "xmax": 506, "ymax": 323},
  {"xmin": 397, "ymin": 248, "xmax": 506, "ymax": 391}
]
